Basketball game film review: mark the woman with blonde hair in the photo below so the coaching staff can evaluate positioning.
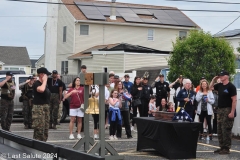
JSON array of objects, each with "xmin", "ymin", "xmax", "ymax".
[{"xmin": 196, "ymin": 80, "xmax": 215, "ymax": 140}]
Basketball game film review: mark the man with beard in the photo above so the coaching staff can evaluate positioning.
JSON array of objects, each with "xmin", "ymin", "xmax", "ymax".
[
  {"xmin": 47, "ymin": 70, "xmax": 63, "ymax": 129},
  {"xmin": 0, "ymin": 72, "xmax": 16, "ymax": 131},
  {"xmin": 141, "ymin": 77, "xmax": 153, "ymax": 117},
  {"xmin": 20, "ymin": 76, "xmax": 35, "ymax": 129}
]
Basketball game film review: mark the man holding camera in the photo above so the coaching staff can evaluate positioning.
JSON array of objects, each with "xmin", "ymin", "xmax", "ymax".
[{"xmin": 0, "ymin": 72, "xmax": 16, "ymax": 131}]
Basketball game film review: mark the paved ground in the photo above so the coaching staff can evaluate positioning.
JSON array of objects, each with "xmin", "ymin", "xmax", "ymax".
[{"xmin": 8, "ymin": 118, "xmax": 240, "ymax": 159}]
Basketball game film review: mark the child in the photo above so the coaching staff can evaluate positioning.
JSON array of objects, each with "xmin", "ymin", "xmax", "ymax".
[
  {"xmin": 167, "ymin": 102, "xmax": 174, "ymax": 112},
  {"xmin": 148, "ymin": 95, "xmax": 157, "ymax": 117}
]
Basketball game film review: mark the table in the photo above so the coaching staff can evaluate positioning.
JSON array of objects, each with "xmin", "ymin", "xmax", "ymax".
[{"xmin": 134, "ymin": 117, "xmax": 201, "ymax": 159}]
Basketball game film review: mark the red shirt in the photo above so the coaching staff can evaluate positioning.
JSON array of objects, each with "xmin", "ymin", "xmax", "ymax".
[{"xmin": 68, "ymin": 87, "xmax": 84, "ymax": 109}]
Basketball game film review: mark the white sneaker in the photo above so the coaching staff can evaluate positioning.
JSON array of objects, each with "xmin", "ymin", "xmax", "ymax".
[
  {"xmin": 131, "ymin": 126, "xmax": 134, "ymax": 131},
  {"xmin": 109, "ymin": 135, "xmax": 114, "ymax": 140},
  {"xmin": 94, "ymin": 134, "xmax": 98, "ymax": 139},
  {"xmin": 77, "ymin": 134, "xmax": 82, "ymax": 139},
  {"xmin": 69, "ymin": 134, "xmax": 75, "ymax": 140},
  {"xmin": 113, "ymin": 135, "xmax": 118, "ymax": 140}
]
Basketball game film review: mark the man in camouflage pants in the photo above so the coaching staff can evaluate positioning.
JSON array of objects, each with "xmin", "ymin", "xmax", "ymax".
[
  {"xmin": 47, "ymin": 70, "xmax": 63, "ymax": 129},
  {"xmin": 32, "ymin": 67, "xmax": 51, "ymax": 141},
  {"xmin": 0, "ymin": 72, "xmax": 15, "ymax": 131},
  {"xmin": 210, "ymin": 70, "xmax": 237, "ymax": 154}
]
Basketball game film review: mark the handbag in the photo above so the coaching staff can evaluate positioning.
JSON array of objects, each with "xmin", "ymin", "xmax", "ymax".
[
  {"xmin": 76, "ymin": 91, "xmax": 84, "ymax": 111},
  {"xmin": 133, "ymin": 98, "xmax": 141, "ymax": 107}
]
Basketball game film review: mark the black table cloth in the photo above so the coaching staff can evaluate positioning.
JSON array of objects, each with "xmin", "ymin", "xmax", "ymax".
[{"xmin": 134, "ymin": 117, "xmax": 201, "ymax": 159}]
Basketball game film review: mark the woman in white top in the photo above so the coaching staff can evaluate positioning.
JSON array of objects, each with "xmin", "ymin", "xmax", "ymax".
[
  {"xmin": 108, "ymin": 89, "xmax": 122, "ymax": 140},
  {"xmin": 196, "ymin": 80, "xmax": 215, "ymax": 140}
]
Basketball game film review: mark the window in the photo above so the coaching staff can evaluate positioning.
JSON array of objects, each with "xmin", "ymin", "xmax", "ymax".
[
  {"xmin": 61, "ymin": 61, "xmax": 68, "ymax": 75},
  {"xmin": 63, "ymin": 26, "xmax": 67, "ymax": 42},
  {"xmin": 19, "ymin": 77, "xmax": 28, "ymax": 84},
  {"xmin": 10, "ymin": 67, "xmax": 19, "ymax": 70},
  {"xmin": 148, "ymin": 29, "xmax": 154, "ymax": 41},
  {"xmin": 80, "ymin": 25, "xmax": 89, "ymax": 35},
  {"xmin": 179, "ymin": 31, "xmax": 187, "ymax": 40}
]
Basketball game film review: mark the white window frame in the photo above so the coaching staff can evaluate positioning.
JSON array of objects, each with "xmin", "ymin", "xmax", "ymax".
[
  {"xmin": 102, "ymin": 66, "xmax": 108, "ymax": 73},
  {"xmin": 80, "ymin": 25, "xmax": 89, "ymax": 35},
  {"xmin": 147, "ymin": 29, "xmax": 154, "ymax": 41},
  {"xmin": 179, "ymin": 31, "xmax": 187, "ymax": 40},
  {"xmin": 63, "ymin": 26, "xmax": 67, "ymax": 42},
  {"xmin": 61, "ymin": 61, "xmax": 68, "ymax": 75}
]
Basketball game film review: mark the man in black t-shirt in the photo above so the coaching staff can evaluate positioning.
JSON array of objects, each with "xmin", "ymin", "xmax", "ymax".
[
  {"xmin": 0, "ymin": 72, "xmax": 15, "ymax": 131},
  {"xmin": 151, "ymin": 74, "xmax": 170, "ymax": 108},
  {"xmin": 32, "ymin": 67, "xmax": 51, "ymax": 141},
  {"xmin": 47, "ymin": 70, "xmax": 63, "ymax": 129},
  {"xmin": 210, "ymin": 70, "xmax": 237, "ymax": 154}
]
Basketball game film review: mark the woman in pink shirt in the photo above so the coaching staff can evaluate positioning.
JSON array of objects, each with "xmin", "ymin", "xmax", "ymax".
[{"xmin": 64, "ymin": 77, "xmax": 84, "ymax": 140}]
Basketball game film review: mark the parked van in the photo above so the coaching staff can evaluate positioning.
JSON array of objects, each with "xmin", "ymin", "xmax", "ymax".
[
  {"xmin": 0, "ymin": 74, "xmax": 31, "ymax": 114},
  {"xmin": 0, "ymin": 74, "xmax": 69, "ymax": 122},
  {"xmin": 0, "ymin": 70, "xmax": 26, "ymax": 75}
]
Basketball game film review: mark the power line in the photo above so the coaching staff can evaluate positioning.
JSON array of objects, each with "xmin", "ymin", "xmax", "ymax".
[
  {"xmin": 165, "ymin": 0, "xmax": 240, "ymax": 5},
  {"xmin": 6, "ymin": 0, "xmax": 240, "ymax": 13},
  {"xmin": 213, "ymin": 14, "xmax": 240, "ymax": 36}
]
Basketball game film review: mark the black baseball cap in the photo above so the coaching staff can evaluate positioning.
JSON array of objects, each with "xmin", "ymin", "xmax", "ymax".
[
  {"xmin": 37, "ymin": 67, "xmax": 51, "ymax": 75},
  {"xmin": 81, "ymin": 65, "xmax": 87, "ymax": 69},
  {"xmin": 28, "ymin": 76, "xmax": 35, "ymax": 80},
  {"xmin": 52, "ymin": 70, "xmax": 58, "ymax": 74},
  {"xmin": 6, "ymin": 71, "xmax": 13, "ymax": 76},
  {"xmin": 124, "ymin": 74, "xmax": 130, "ymax": 78},
  {"xmin": 218, "ymin": 70, "xmax": 229, "ymax": 76},
  {"xmin": 159, "ymin": 74, "xmax": 164, "ymax": 77}
]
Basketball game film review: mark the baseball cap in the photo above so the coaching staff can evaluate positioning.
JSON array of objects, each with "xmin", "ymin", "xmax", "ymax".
[
  {"xmin": 218, "ymin": 70, "xmax": 229, "ymax": 76},
  {"xmin": 124, "ymin": 74, "xmax": 130, "ymax": 78},
  {"xmin": 52, "ymin": 70, "xmax": 58, "ymax": 74},
  {"xmin": 81, "ymin": 65, "xmax": 87, "ymax": 69},
  {"xmin": 143, "ymin": 77, "xmax": 149, "ymax": 80},
  {"xmin": 114, "ymin": 75, "xmax": 119, "ymax": 79},
  {"xmin": 6, "ymin": 71, "xmax": 13, "ymax": 76},
  {"xmin": 159, "ymin": 74, "xmax": 164, "ymax": 77},
  {"xmin": 28, "ymin": 76, "xmax": 35, "ymax": 80},
  {"xmin": 37, "ymin": 67, "xmax": 51, "ymax": 75}
]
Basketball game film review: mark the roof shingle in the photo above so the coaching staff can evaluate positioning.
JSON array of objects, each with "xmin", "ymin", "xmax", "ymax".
[{"xmin": 0, "ymin": 46, "xmax": 31, "ymax": 65}]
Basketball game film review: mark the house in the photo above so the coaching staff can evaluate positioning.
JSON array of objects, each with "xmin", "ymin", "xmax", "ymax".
[
  {"xmin": 0, "ymin": 46, "xmax": 31, "ymax": 74},
  {"xmin": 214, "ymin": 29, "xmax": 240, "ymax": 55},
  {"xmin": 35, "ymin": 54, "xmax": 45, "ymax": 69},
  {"xmin": 44, "ymin": 0, "xmax": 200, "ymax": 74},
  {"xmin": 30, "ymin": 59, "xmax": 38, "ymax": 74},
  {"xmin": 67, "ymin": 43, "xmax": 170, "ymax": 73}
]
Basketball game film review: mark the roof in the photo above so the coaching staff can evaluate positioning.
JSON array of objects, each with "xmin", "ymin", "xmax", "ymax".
[
  {"xmin": 62, "ymin": 0, "xmax": 199, "ymax": 28},
  {"xmin": 30, "ymin": 59, "xmax": 38, "ymax": 68},
  {"xmin": 214, "ymin": 29, "xmax": 240, "ymax": 38},
  {"xmin": 68, "ymin": 43, "xmax": 170, "ymax": 60},
  {"xmin": 0, "ymin": 46, "xmax": 31, "ymax": 66}
]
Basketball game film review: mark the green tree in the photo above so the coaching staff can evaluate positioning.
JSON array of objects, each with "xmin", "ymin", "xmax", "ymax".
[{"xmin": 167, "ymin": 30, "xmax": 236, "ymax": 86}]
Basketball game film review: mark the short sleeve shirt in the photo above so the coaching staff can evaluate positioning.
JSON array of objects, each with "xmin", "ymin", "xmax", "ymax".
[{"xmin": 214, "ymin": 82, "xmax": 236, "ymax": 108}]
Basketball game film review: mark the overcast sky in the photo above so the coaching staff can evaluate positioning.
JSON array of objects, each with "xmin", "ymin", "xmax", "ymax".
[{"xmin": 0, "ymin": 0, "xmax": 239, "ymax": 59}]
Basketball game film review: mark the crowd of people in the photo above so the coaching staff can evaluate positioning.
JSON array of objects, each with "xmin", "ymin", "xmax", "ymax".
[{"xmin": 0, "ymin": 66, "xmax": 237, "ymax": 155}]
